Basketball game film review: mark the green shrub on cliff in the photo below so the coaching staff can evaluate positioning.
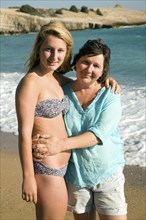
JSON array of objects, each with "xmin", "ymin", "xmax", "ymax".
[
  {"xmin": 19, "ymin": 5, "xmax": 42, "ymax": 16},
  {"xmin": 56, "ymin": 9, "xmax": 63, "ymax": 14},
  {"xmin": 96, "ymin": 9, "xmax": 103, "ymax": 16},
  {"xmin": 81, "ymin": 6, "xmax": 88, "ymax": 13},
  {"xmin": 69, "ymin": 5, "xmax": 78, "ymax": 13}
]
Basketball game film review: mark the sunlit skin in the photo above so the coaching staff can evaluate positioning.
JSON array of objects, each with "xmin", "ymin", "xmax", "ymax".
[
  {"xmin": 75, "ymin": 54, "xmax": 104, "ymax": 88},
  {"xmin": 72, "ymin": 54, "xmax": 105, "ymax": 109},
  {"xmin": 16, "ymin": 34, "xmax": 71, "ymax": 220},
  {"xmin": 39, "ymin": 35, "xmax": 67, "ymax": 74},
  {"xmin": 33, "ymin": 35, "xmax": 71, "ymax": 168}
]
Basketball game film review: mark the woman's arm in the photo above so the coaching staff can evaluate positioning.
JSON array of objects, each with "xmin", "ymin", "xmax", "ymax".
[
  {"xmin": 32, "ymin": 131, "xmax": 100, "ymax": 158},
  {"xmin": 58, "ymin": 74, "xmax": 121, "ymax": 93},
  {"xmin": 32, "ymin": 92, "xmax": 121, "ymax": 158},
  {"xmin": 16, "ymin": 75, "xmax": 38, "ymax": 204}
]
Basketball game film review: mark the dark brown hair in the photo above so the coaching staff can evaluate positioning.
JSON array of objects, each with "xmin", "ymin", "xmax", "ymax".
[{"xmin": 72, "ymin": 39, "xmax": 111, "ymax": 83}]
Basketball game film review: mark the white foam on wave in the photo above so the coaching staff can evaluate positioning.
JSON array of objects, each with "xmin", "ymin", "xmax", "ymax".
[
  {"xmin": 120, "ymin": 86, "xmax": 146, "ymax": 167},
  {"xmin": 0, "ymin": 72, "xmax": 24, "ymax": 135},
  {"xmin": 0, "ymin": 72, "xmax": 145, "ymax": 167}
]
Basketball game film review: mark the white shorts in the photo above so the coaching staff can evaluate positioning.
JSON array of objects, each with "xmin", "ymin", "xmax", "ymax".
[{"xmin": 67, "ymin": 170, "xmax": 127, "ymax": 216}]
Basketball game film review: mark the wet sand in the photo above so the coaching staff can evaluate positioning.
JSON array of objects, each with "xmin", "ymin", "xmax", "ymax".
[{"xmin": 0, "ymin": 132, "xmax": 145, "ymax": 220}]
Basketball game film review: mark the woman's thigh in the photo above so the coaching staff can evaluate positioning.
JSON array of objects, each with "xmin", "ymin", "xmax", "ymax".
[{"xmin": 35, "ymin": 174, "xmax": 68, "ymax": 220}]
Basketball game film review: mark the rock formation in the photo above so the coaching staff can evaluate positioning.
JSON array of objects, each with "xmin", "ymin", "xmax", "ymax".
[{"xmin": 0, "ymin": 6, "xmax": 145, "ymax": 35}]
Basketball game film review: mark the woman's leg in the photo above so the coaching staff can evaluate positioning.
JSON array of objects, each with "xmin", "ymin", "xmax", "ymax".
[
  {"xmin": 98, "ymin": 213, "xmax": 127, "ymax": 220},
  {"xmin": 73, "ymin": 209, "xmax": 96, "ymax": 220},
  {"xmin": 35, "ymin": 174, "xmax": 68, "ymax": 220},
  {"xmin": 73, "ymin": 211, "xmax": 127, "ymax": 220}
]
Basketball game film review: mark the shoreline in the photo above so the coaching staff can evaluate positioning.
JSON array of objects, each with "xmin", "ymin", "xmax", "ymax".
[{"xmin": 0, "ymin": 131, "xmax": 146, "ymax": 219}]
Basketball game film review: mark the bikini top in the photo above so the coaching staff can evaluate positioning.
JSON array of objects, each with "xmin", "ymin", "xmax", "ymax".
[{"xmin": 35, "ymin": 96, "xmax": 69, "ymax": 118}]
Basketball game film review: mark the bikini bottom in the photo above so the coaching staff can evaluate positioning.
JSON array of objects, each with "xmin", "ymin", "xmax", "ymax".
[{"xmin": 33, "ymin": 161, "xmax": 67, "ymax": 176}]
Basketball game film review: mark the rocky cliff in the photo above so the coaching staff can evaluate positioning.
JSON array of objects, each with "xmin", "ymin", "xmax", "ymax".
[{"xmin": 0, "ymin": 6, "xmax": 145, "ymax": 35}]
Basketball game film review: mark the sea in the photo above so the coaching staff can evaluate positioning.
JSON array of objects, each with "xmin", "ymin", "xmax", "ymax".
[{"xmin": 0, "ymin": 25, "xmax": 145, "ymax": 167}]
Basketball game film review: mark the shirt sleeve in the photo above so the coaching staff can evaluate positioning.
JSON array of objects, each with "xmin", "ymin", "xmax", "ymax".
[{"xmin": 88, "ymin": 92, "xmax": 122, "ymax": 145}]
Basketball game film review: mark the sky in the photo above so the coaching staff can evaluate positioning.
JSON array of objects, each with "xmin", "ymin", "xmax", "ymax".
[{"xmin": 1, "ymin": 0, "xmax": 146, "ymax": 11}]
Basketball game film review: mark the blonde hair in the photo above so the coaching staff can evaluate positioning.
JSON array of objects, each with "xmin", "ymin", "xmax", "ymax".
[{"xmin": 26, "ymin": 21, "xmax": 73, "ymax": 73}]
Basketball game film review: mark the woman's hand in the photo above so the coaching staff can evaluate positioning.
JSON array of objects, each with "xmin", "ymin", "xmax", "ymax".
[
  {"xmin": 22, "ymin": 176, "xmax": 37, "ymax": 204},
  {"xmin": 32, "ymin": 134, "xmax": 48, "ymax": 160},
  {"xmin": 32, "ymin": 134, "xmax": 62, "ymax": 159},
  {"xmin": 105, "ymin": 77, "xmax": 121, "ymax": 93}
]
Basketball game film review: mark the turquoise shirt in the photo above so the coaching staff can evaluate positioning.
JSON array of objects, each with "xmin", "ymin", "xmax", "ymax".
[{"xmin": 63, "ymin": 82, "xmax": 125, "ymax": 188}]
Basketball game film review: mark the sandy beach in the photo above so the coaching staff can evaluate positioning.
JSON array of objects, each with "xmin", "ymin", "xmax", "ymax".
[{"xmin": 0, "ymin": 131, "xmax": 146, "ymax": 220}]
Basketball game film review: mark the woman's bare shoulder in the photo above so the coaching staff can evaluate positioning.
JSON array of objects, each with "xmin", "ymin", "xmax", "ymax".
[{"xmin": 16, "ymin": 71, "xmax": 39, "ymax": 93}]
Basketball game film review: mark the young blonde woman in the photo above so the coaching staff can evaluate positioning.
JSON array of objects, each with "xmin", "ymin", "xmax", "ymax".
[
  {"xmin": 16, "ymin": 21, "xmax": 119, "ymax": 220},
  {"xmin": 15, "ymin": 21, "xmax": 73, "ymax": 220}
]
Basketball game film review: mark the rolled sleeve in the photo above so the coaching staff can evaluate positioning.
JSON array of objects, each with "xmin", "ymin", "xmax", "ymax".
[
  {"xmin": 88, "ymin": 127, "xmax": 104, "ymax": 145},
  {"xmin": 88, "ymin": 93, "xmax": 122, "ymax": 145}
]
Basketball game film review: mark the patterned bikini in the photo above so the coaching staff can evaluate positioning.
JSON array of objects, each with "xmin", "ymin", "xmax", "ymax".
[
  {"xmin": 33, "ymin": 96, "xmax": 69, "ymax": 177},
  {"xmin": 35, "ymin": 96, "xmax": 69, "ymax": 118}
]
